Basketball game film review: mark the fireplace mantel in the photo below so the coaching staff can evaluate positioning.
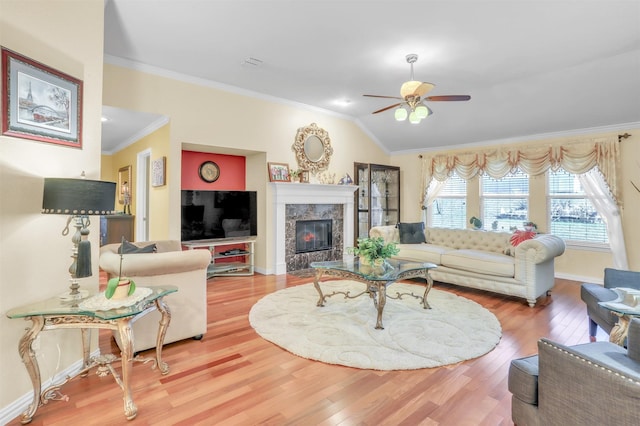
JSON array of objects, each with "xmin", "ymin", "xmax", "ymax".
[{"xmin": 271, "ymin": 182, "xmax": 357, "ymax": 274}]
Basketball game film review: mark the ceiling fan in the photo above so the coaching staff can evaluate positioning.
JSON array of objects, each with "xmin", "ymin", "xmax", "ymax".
[{"xmin": 364, "ymin": 54, "xmax": 470, "ymax": 123}]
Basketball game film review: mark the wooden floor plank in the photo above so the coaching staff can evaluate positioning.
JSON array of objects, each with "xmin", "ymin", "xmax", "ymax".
[{"xmin": 6, "ymin": 274, "xmax": 594, "ymax": 426}]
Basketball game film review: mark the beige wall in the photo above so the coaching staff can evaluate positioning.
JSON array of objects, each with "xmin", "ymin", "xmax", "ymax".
[
  {"xmin": 0, "ymin": 0, "xmax": 104, "ymax": 414},
  {"xmin": 101, "ymin": 124, "xmax": 172, "ymax": 241},
  {"xmin": 102, "ymin": 64, "xmax": 390, "ymax": 272},
  {"xmin": 391, "ymin": 129, "xmax": 640, "ymax": 281}
]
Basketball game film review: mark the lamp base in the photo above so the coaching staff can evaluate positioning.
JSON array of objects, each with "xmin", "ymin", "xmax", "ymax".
[{"xmin": 59, "ymin": 289, "xmax": 89, "ymax": 301}]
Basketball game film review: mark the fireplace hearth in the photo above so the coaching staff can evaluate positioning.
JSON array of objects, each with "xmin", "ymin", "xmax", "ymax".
[{"xmin": 296, "ymin": 219, "xmax": 332, "ymax": 253}]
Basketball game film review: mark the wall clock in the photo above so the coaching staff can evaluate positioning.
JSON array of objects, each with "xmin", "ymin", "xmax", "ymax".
[{"xmin": 198, "ymin": 161, "xmax": 220, "ymax": 183}]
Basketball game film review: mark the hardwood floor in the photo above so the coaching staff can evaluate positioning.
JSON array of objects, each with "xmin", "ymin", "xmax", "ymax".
[{"xmin": 8, "ymin": 273, "xmax": 597, "ymax": 426}]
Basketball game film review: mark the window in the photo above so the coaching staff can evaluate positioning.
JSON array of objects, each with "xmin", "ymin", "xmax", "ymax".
[
  {"xmin": 548, "ymin": 170, "xmax": 608, "ymax": 244},
  {"xmin": 481, "ymin": 170, "xmax": 529, "ymax": 232},
  {"xmin": 429, "ymin": 174, "xmax": 467, "ymax": 229}
]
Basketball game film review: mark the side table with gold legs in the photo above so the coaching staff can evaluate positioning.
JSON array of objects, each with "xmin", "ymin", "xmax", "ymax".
[
  {"xmin": 599, "ymin": 299, "xmax": 640, "ymax": 346},
  {"xmin": 6, "ymin": 286, "xmax": 177, "ymax": 424}
]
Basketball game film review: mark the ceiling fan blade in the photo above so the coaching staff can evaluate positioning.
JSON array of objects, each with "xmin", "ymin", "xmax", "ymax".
[
  {"xmin": 363, "ymin": 94, "xmax": 403, "ymax": 100},
  {"xmin": 372, "ymin": 103, "xmax": 402, "ymax": 114},
  {"xmin": 425, "ymin": 95, "xmax": 471, "ymax": 102}
]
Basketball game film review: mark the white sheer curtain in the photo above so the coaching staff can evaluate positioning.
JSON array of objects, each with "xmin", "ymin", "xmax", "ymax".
[
  {"xmin": 422, "ymin": 179, "xmax": 447, "ymax": 210},
  {"xmin": 578, "ymin": 168, "xmax": 629, "ymax": 269}
]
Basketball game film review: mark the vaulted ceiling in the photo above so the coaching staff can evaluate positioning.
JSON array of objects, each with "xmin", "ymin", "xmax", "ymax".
[{"xmin": 102, "ymin": 0, "xmax": 640, "ymax": 154}]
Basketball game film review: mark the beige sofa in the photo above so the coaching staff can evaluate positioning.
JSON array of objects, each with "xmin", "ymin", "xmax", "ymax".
[
  {"xmin": 99, "ymin": 240, "xmax": 211, "ymax": 353},
  {"xmin": 369, "ymin": 225, "xmax": 566, "ymax": 307}
]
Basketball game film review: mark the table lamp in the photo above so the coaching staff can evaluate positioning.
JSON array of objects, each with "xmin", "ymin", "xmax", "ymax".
[{"xmin": 42, "ymin": 177, "xmax": 116, "ymax": 299}]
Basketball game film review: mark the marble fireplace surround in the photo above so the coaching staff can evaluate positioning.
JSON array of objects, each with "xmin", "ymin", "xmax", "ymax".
[{"xmin": 271, "ymin": 182, "xmax": 358, "ymax": 275}]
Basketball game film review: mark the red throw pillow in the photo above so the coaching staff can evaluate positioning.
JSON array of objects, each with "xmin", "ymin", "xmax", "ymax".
[{"xmin": 510, "ymin": 230, "xmax": 537, "ymax": 246}]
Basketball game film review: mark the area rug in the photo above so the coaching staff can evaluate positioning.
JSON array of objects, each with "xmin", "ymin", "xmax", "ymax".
[{"xmin": 249, "ymin": 280, "xmax": 502, "ymax": 370}]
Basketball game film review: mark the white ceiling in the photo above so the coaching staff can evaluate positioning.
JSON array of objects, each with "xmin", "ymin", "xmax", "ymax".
[{"xmin": 101, "ymin": 0, "xmax": 640, "ymax": 155}]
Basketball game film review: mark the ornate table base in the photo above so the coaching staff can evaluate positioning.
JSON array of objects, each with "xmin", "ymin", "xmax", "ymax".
[
  {"xmin": 313, "ymin": 267, "xmax": 433, "ymax": 329},
  {"xmin": 14, "ymin": 297, "xmax": 172, "ymax": 423}
]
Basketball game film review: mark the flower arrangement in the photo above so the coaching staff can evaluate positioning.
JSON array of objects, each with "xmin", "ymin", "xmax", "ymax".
[
  {"xmin": 348, "ymin": 236, "xmax": 399, "ymax": 266},
  {"xmin": 523, "ymin": 221, "xmax": 538, "ymax": 232}
]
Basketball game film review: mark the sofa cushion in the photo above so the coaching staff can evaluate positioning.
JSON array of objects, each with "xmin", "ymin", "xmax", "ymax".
[
  {"xmin": 440, "ymin": 249, "xmax": 515, "ymax": 277},
  {"xmin": 508, "ymin": 354, "xmax": 539, "ymax": 405},
  {"xmin": 397, "ymin": 222, "xmax": 426, "ymax": 244},
  {"xmin": 396, "ymin": 244, "xmax": 450, "ymax": 264}
]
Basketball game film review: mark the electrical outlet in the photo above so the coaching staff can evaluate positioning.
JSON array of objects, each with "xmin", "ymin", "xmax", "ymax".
[{"xmin": 32, "ymin": 335, "xmax": 41, "ymax": 351}]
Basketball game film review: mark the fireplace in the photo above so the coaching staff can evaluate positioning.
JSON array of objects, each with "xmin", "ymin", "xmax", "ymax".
[
  {"xmin": 271, "ymin": 182, "xmax": 357, "ymax": 275},
  {"xmin": 296, "ymin": 219, "xmax": 332, "ymax": 254}
]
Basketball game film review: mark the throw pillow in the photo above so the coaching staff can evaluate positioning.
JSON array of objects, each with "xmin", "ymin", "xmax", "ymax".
[
  {"xmin": 396, "ymin": 222, "xmax": 426, "ymax": 244},
  {"xmin": 119, "ymin": 240, "xmax": 157, "ymax": 254}
]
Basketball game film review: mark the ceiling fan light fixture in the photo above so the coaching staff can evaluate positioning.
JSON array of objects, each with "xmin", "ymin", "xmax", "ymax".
[
  {"xmin": 409, "ymin": 110, "xmax": 421, "ymax": 124},
  {"xmin": 394, "ymin": 107, "xmax": 408, "ymax": 121},
  {"xmin": 415, "ymin": 104, "xmax": 430, "ymax": 119}
]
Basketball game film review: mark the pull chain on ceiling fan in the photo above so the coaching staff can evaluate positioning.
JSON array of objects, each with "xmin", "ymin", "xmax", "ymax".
[{"xmin": 364, "ymin": 54, "xmax": 470, "ymax": 124}]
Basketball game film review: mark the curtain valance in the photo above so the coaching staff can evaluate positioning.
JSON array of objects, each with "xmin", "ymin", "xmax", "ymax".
[{"xmin": 420, "ymin": 136, "xmax": 620, "ymax": 206}]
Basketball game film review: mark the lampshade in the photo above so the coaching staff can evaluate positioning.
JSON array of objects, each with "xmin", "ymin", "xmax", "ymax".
[
  {"xmin": 42, "ymin": 178, "xmax": 116, "ymax": 215},
  {"xmin": 409, "ymin": 111, "xmax": 421, "ymax": 124},
  {"xmin": 415, "ymin": 104, "xmax": 430, "ymax": 119},
  {"xmin": 394, "ymin": 107, "xmax": 408, "ymax": 121}
]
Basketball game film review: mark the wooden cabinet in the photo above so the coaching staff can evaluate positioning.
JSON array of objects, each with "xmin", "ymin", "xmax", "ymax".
[
  {"xmin": 354, "ymin": 163, "xmax": 400, "ymax": 241},
  {"xmin": 100, "ymin": 215, "xmax": 135, "ymax": 245}
]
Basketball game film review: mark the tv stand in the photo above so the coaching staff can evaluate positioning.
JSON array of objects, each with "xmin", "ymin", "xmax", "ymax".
[{"xmin": 182, "ymin": 238, "xmax": 255, "ymax": 277}]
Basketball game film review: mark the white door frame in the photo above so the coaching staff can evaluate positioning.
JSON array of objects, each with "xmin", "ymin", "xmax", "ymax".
[{"xmin": 136, "ymin": 149, "xmax": 151, "ymax": 241}]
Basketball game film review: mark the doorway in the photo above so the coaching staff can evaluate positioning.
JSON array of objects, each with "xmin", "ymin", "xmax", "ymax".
[{"xmin": 136, "ymin": 148, "xmax": 151, "ymax": 241}]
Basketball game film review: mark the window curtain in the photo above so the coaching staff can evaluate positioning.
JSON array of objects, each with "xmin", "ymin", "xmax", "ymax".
[
  {"xmin": 420, "ymin": 136, "xmax": 621, "ymax": 206},
  {"xmin": 578, "ymin": 168, "xmax": 628, "ymax": 269},
  {"xmin": 420, "ymin": 179, "xmax": 446, "ymax": 210}
]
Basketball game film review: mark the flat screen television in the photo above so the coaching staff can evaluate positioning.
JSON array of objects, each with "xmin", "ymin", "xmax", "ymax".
[{"xmin": 181, "ymin": 190, "xmax": 257, "ymax": 241}]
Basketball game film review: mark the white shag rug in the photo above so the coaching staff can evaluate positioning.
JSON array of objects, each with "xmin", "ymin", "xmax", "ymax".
[{"xmin": 249, "ymin": 280, "xmax": 502, "ymax": 370}]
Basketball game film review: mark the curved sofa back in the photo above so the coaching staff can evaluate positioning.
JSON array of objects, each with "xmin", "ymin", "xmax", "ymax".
[{"xmin": 425, "ymin": 227, "xmax": 511, "ymax": 255}]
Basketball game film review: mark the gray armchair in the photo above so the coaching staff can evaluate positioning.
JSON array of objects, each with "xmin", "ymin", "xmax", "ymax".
[
  {"xmin": 508, "ymin": 318, "xmax": 640, "ymax": 425},
  {"xmin": 580, "ymin": 268, "xmax": 640, "ymax": 340}
]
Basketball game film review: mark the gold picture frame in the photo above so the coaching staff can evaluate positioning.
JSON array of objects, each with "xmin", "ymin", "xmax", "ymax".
[
  {"xmin": 117, "ymin": 165, "xmax": 132, "ymax": 205},
  {"xmin": 268, "ymin": 162, "xmax": 291, "ymax": 182}
]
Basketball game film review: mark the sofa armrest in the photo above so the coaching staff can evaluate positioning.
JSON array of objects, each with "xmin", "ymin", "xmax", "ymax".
[
  {"xmin": 537, "ymin": 338, "xmax": 640, "ymax": 424},
  {"xmin": 514, "ymin": 234, "xmax": 565, "ymax": 264},
  {"xmin": 99, "ymin": 249, "xmax": 211, "ymax": 277},
  {"xmin": 369, "ymin": 225, "xmax": 400, "ymax": 244}
]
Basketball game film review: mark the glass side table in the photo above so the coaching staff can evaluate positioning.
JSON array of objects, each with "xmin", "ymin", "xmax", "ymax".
[
  {"xmin": 310, "ymin": 259, "xmax": 437, "ymax": 329},
  {"xmin": 599, "ymin": 294, "xmax": 640, "ymax": 346},
  {"xmin": 6, "ymin": 285, "xmax": 177, "ymax": 424}
]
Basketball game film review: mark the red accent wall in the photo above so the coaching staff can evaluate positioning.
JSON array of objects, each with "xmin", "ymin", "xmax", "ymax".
[{"xmin": 182, "ymin": 151, "xmax": 246, "ymax": 190}]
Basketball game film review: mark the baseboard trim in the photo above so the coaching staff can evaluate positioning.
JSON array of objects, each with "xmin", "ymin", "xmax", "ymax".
[
  {"xmin": 0, "ymin": 349, "xmax": 100, "ymax": 425},
  {"xmin": 555, "ymin": 272, "xmax": 603, "ymax": 285}
]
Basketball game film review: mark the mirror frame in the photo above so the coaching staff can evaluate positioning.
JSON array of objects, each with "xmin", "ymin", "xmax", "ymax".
[
  {"xmin": 117, "ymin": 165, "xmax": 132, "ymax": 205},
  {"xmin": 291, "ymin": 123, "xmax": 333, "ymax": 174}
]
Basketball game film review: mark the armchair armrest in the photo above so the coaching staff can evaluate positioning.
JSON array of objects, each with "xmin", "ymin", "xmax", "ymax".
[
  {"xmin": 515, "ymin": 234, "xmax": 565, "ymax": 264},
  {"xmin": 99, "ymin": 249, "xmax": 211, "ymax": 277}
]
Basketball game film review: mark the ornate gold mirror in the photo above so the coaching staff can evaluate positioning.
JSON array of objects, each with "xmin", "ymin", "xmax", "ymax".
[{"xmin": 292, "ymin": 123, "xmax": 333, "ymax": 174}]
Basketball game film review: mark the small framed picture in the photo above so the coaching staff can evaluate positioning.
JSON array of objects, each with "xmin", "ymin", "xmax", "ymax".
[
  {"xmin": 300, "ymin": 169, "xmax": 310, "ymax": 183},
  {"xmin": 152, "ymin": 156, "xmax": 166, "ymax": 187},
  {"xmin": 268, "ymin": 162, "xmax": 291, "ymax": 182},
  {"xmin": 2, "ymin": 47, "xmax": 83, "ymax": 148}
]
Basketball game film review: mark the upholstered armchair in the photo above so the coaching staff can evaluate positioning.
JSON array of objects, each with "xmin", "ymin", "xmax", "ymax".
[
  {"xmin": 99, "ymin": 240, "xmax": 211, "ymax": 353},
  {"xmin": 508, "ymin": 318, "xmax": 640, "ymax": 425},
  {"xmin": 580, "ymin": 268, "xmax": 640, "ymax": 341}
]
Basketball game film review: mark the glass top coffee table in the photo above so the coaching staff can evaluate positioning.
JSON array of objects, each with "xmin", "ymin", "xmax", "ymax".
[{"xmin": 310, "ymin": 259, "xmax": 437, "ymax": 329}]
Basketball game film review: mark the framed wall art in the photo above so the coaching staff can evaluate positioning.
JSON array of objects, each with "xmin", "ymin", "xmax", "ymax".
[
  {"xmin": 267, "ymin": 162, "xmax": 291, "ymax": 182},
  {"xmin": 152, "ymin": 156, "xmax": 166, "ymax": 187},
  {"xmin": 1, "ymin": 47, "xmax": 83, "ymax": 148}
]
